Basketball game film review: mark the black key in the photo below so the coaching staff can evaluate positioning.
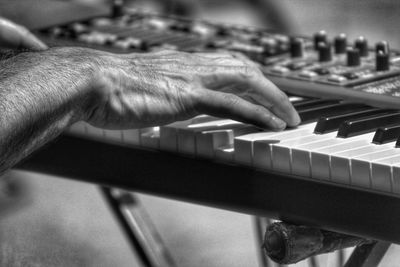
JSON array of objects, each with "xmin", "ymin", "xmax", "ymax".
[
  {"xmin": 299, "ymin": 103, "xmax": 367, "ymax": 123},
  {"xmin": 293, "ymin": 99, "xmax": 339, "ymax": 110},
  {"xmin": 374, "ymin": 124, "xmax": 400, "ymax": 144},
  {"xmin": 314, "ymin": 108, "xmax": 388, "ymax": 134},
  {"xmin": 337, "ymin": 111, "xmax": 400, "ymax": 138}
]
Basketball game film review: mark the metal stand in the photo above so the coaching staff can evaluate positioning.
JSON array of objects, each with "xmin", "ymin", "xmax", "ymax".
[
  {"xmin": 100, "ymin": 187, "xmax": 176, "ymax": 267},
  {"xmin": 344, "ymin": 241, "xmax": 391, "ymax": 267}
]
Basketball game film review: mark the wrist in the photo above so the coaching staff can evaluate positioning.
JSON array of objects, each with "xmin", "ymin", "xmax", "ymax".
[{"xmin": 41, "ymin": 47, "xmax": 109, "ymax": 125}]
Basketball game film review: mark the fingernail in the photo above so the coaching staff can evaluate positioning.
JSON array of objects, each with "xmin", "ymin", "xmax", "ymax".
[
  {"xmin": 271, "ymin": 116, "xmax": 286, "ymax": 131},
  {"xmin": 292, "ymin": 112, "xmax": 301, "ymax": 126}
]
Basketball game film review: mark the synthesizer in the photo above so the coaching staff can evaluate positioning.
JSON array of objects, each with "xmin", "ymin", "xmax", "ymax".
[{"xmin": 17, "ymin": 10, "xmax": 400, "ymax": 244}]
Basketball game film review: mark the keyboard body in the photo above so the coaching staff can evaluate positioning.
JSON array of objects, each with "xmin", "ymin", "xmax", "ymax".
[{"xmin": 15, "ymin": 9, "xmax": 400, "ymax": 244}]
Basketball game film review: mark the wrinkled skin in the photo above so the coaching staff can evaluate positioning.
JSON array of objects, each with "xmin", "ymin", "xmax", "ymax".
[{"xmin": 87, "ymin": 50, "xmax": 301, "ymax": 131}]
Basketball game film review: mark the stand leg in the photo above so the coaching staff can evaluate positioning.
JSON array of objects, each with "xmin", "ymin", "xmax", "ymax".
[
  {"xmin": 254, "ymin": 217, "xmax": 272, "ymax": 267},
  {"xmin": 344, "ymin": 241, "xmax": 391, "ymax": 267},
  {"xmin": 100, "ymin": 187, "xmax": 176, "ymax": 267}
]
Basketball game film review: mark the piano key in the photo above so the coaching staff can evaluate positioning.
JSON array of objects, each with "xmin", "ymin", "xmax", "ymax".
[
  {"xmin": 215, "ymin": 145, "xmax": 235, "ymax": 162},
  {"xmin": 314, "ymin": 108, "xmax": 385, "ymax": 134},
  {"xmin": 67, "ymin": 121, "xmax": 87, "ymax": 136},
  {"xmin": 337, "ymin": 111, "xmax": 400, "ymax": 138},
  {"xmin": 121, "ymin": 129, "xmax": 141, "ymax": 146},
  {"xmin": 298, "ymin": 103, "xmax": 367, "ymax": 123},
  {"xmin": 330, "ymin": 142, "xmax": 396, "ymax": 185},
  {"xmin": 85, "ymin": 123, "xmax": 105, "ymax": 139},
  {"xmin": 310, "ymin": 132, "xmax": 376, "ymax": 180},
  {"xmin": 392, "ymin": 163, "xmax": 400, "ymax": 194},
  {"xmin": 196, "ymin": 126, "xmax": 259, "ymax": 159},
  {"xmin": 159, "ymin": 115, "xmax": 217, "ymax": 152},
  {"xmin": 178, "ymin": 119, "xmax": 244, "ymax": 155},
  {"xmin": 292, "ymin": 99, "xmax": 338, "ymax": 109},
  {"xmin": 290, "ymin": 136, "xmax": 358, "ymax": 177},
  {"xmin": 271, "ymin": 132, "xmax": 337, "ymax": 173},
  {"xmin": 236, "ymin": 122, "xmax": 317, "ymax": 166},
  {"xmin": 371, "ymin": 155, "xmax": 400, "ymax": 193},
  {"xmin": 103, "ymin": 129, "xmax": 123, "ymax": 143},
  {"xmin": 373, "ymin": 124, "xmax": 400, "ymax": 144},
  {"xmin": 140, "ymin": 127, "xmax": 160, "ymax": 149},
  {"xmin": 351, "ymin": 148, "xmax": 400, "ymax": 189}
]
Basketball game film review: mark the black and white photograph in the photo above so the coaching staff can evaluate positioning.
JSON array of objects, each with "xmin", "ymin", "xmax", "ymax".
[{"xmin": 0, "ymin": 0, "xmax": 400, "ymax": 266}]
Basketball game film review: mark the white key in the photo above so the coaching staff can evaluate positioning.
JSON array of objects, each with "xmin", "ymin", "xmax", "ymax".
[
  {"xmin": 215, "ymin": 145, "xmax": 235, "ymax": 162},
  {"xmin": 330, "ymin": 142, "xmax": 395, "ymax": 185},
  {"xmin": 351, "ymin": 148, "xmax": 400, "ymax": 189},
  {"xmin": 291, "ymin": 138, "xmax": 344, "ymax": 177},
  {"xmin": 178, "ymin": 119, "xmax": 243, "ymax": 155},
  {"xmin": 140, "ymin": 127, "xmax": 160, "ymax": 149},
  {"xmin": 159, "ymin": 115, "xmax": 216, "ymax": 152},
  {"xmin": 310, "ymin": 133, "xmax": 376, "ymax": 181},
  {"xmin": 196, "ymin": 126, "xmax": 258, "ymax": 159},
  {"xmin": 371, "ymin": 154, "xmax": 400, "ymax": 193},
  {"xmin": 121, "ymin": 129, "xmax": 141, "ymax": 146},
  {"xmin": 67, "ymin": 121, "xmax": 87, "ymax": 137},
  {"xmin": 103, "ymin": 130, "xmax": 123, "ymax": 143},
  {"xmin": 85, "ymin": 123, "xmax": 105, "ymax": 139},
  {"xmin": 271, "ymin": 132, "xmax": 337, "ymax": 173},
  {"xmin": 392, "ymin": 162, "xmax": 400, "ymax": 194},
  {"xmin": 237, "ymin": 122, "xmax": 317, "ymax": 166}
]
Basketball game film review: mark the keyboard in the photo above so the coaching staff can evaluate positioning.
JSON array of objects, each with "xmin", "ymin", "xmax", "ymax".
[{"xmin": 17, "ymin": 10, "xmax": 400, "ymax": 244}]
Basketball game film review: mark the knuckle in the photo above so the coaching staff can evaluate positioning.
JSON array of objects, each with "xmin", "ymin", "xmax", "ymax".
[{"xmin": 226, "ymin": 94, "xmax": 241, "ymax": 107}]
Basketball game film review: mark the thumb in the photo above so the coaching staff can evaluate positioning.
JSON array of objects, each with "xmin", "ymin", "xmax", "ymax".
[{"xmin": 0, "ymin": 17, "xmax": 48, "ymax": 50}]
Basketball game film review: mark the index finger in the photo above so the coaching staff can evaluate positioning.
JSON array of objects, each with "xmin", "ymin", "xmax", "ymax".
[{"xmin": 199, "ymin": 63, "xmax": 301, "ymax": 127}]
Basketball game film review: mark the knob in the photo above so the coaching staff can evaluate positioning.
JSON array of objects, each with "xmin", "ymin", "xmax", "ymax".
[
  {"xmin": 314, "ymin": 30, "xmax": 327, "ymax": 50},
  {"xmin": 376, "ymin": 50, "xmax": 390, "ymax": 71},
  {"xmin": 111, "ymin": 0, "xmax": 124, "ymax": 18},
  {"xmin": 334, "ymin": 33, "xmax": 347, "ymax": 54},
  {"xmin": 376, "ymin": 41, "xmax": 390, "ymax": 54},
  {"xmin": 354, "ymin": 36, "xmax": 369, "ymax": 57},
  {"xmin": 318, "ymin": 42, "xmax": 332, "ymax": 62},
  {"xmin": 290, "ymin": 37, "xmax": 305, "ymax": 58},
  {"xmin": 347, "ymin": 48, "xmax": 361, "ymax": 66}
]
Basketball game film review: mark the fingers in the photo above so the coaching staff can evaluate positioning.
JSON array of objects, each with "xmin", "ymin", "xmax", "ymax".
[
  {"xmin": 199, "ymin": 64, "xmax": 301, "ymax": 127},
  {"xmin": 195, "ymin": 89, "xmax": 287, "ymax": 131},
  {"xmin": 0, "ymin": 17, "xmax": 48, "ymax": 50}
]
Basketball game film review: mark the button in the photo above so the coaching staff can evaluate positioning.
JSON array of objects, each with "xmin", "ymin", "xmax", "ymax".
[
  {"xmin": 327, "ymin": 74, "xmax": 347, "ymax": 83},
  {"xmin": 312, "ymin": 68, "xmax": 330, "ymax": 75},
  {"xmin": 270, "ymin": 66, "xmax": 290, "ymax": 75},
  {"xmin": 286, "ymin": 61, "xmax": 309, "ymax": 70},
  {"xmin": 298, "ymin": 70, "xmax": 318, "ymax": 80},
  {"xmin": 354, "ymin": 36, "xmax": 369, "ymax": 57},
  {"xmin": 334, "ymin": 33, "xmax": 347, "ymax": 54},
  {"xmin": 342, "ymin": 72, "xmax": 359, "ymax": 80}
]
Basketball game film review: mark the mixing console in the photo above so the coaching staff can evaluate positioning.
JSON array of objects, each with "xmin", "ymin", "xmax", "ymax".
[{"xmin": 37, "ymin": 10, "xmax": 400, "ymax": 109}]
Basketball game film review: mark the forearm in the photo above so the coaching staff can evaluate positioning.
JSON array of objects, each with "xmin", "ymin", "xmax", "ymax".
[{"xmin": 0, "ymin": 47, "xmax": 97, "ymax": 174}]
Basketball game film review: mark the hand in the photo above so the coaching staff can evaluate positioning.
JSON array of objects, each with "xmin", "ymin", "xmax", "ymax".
[
  {"xmin": 0, "ymin": 17, "xmax": 47, "ymax": 50},
  {"xmin": 84, "ymin": 49, "xmax": 301, "ymax": 130}
]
